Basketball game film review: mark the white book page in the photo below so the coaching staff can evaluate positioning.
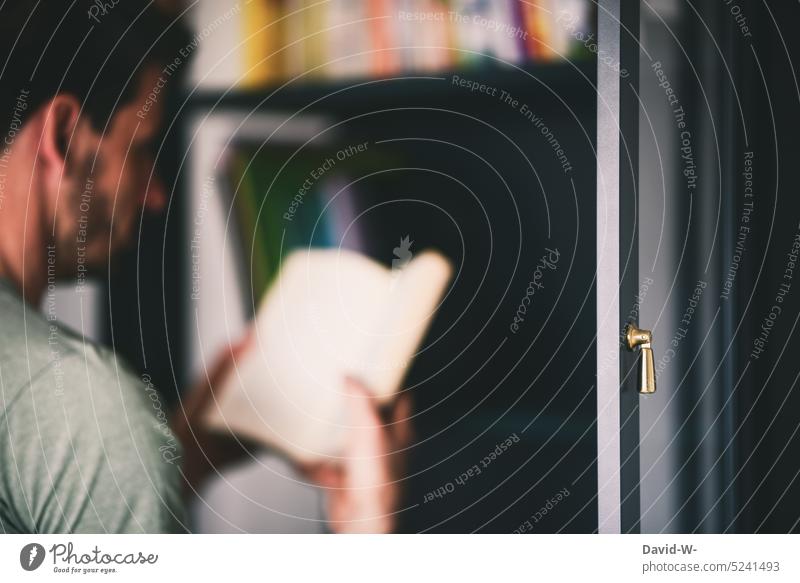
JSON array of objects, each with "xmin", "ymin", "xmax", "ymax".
[{"xmin": 204, "ymin": 248, "xmax": 451, "ymax": 462}]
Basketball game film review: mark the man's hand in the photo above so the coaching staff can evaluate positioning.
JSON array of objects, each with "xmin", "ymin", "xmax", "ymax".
[
  {"xmin": 303, "ymin": 378, "xmax": 412, "ymax": 534},
  {"xmin": 174, "ymin": 340, "xmax": 413, "ymax": 532}
]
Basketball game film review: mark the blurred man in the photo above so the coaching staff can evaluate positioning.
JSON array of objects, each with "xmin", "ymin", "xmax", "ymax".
[{"xmin": 0, "ymin": 1, "xmax": 404, "ymax": 533}]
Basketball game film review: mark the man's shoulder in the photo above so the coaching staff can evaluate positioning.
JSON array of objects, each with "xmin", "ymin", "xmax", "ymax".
[
  {"xmin": 0, "ymin": 282, "xmax": 132, "ymax": 410},
  {"xmin": 0, "ymin": 284, "xmax": 186, "ymax": 533},
  {"xmin": 0, "ymin": 282, "xmax": 173, "ymax": 445},
  {"xmin": 0, "ymin": 343, "xmax": 186, "ymax": 532},
  {"xmin": 0, "ymin": 299, "xmax": 179, "ymax": 468},
  {"xmin": 0, "ymin": 281, "xmax": 78, "ymax": 397}
]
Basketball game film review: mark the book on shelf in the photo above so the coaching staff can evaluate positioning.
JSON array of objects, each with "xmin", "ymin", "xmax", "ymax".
[
  {"xmin": 190, "ymin": 0, "xmax": 595, "ymax": 90},
  {"xmin": 240, "ymin": 0, "xmax": 284, "ymax": 87}
]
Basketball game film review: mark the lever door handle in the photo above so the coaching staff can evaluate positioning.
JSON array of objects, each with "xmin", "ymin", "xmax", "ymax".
[{"xmin": 624, "ymin": 324, "xmax": 656, "ymax": 394}]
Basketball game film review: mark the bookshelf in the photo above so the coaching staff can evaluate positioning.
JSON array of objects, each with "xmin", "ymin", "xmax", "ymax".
[
  {"xmin": 127, "ymin": 0, "xmax": 604, "ymax": 534},
  {"xmin": 177, "ymin": 52, "xmax": 599, "ymax": 532}
]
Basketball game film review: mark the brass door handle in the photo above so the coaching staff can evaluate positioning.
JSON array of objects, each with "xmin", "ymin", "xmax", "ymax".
[{"xmin": 624, "ymin": 324, "xmax": 656, "ymax": 394}]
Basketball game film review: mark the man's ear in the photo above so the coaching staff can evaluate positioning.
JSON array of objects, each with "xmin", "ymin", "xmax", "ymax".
[{"xmin": 39, "ymin": 93, "xmax": 82, "ymax": 172}]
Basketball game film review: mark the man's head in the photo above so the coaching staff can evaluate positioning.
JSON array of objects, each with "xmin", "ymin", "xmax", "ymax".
[{"xmin": 0, "ymin": 1, "xmax": 191, "ymax": 283}]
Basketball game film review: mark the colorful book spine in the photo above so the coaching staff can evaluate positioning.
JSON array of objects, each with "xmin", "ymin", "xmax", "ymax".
[
  {"xmin": 303, "ymin": 0, "xmax": 327, "ymax": 78},
  {"xmin": 240, "ymin": 0, "xmax": 283, "ymax": 88},
  {"xmin": 283, "ymin": 0, "xmax": 307, "ymax": 79},
  {"xmin": 326, "ymin": 0, "xmax": 372, "ymax": 78},
  {"xmin": 486, "ymin": 0, "xmax": 525, "ymax": 65},
  {"xmin": 369, "ymin": 0, "xmax": 403, "ymax": 76}
]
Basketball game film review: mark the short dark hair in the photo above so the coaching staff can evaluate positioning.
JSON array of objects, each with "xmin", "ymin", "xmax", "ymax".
[{"xmin": 0, "ymin": 0, "xmax": 192, "ymax": 138}]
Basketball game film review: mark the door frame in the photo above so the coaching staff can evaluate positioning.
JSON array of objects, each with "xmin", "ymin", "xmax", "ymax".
[{"xmin": 596, "ymin": 0, "xmax": 641, "ymax": 534}]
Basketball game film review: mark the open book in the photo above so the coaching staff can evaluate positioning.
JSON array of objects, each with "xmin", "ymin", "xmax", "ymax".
[{"xmin": 203, "ymin": 248, "xmax": 452, "ymax": 463}]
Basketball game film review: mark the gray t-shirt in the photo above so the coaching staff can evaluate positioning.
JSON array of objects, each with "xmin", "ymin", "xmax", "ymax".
[{"xmin": 0, "ymin": 280, "xmax": 185, "ymax": 533}]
